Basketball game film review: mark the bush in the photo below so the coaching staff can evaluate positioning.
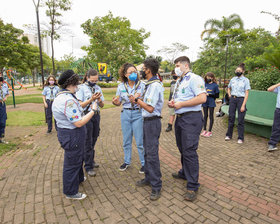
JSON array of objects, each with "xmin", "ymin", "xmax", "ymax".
[
  {"xmin": 97, "ymin": 82, "xmax": 119, "ymax": 88},
  {"xmin": 163, "ymin": 82, "xmax": 171, "ymax": 87},
  {"xmin": 247, "ymin": 66, "xmax": 280, "ymax": 90}
]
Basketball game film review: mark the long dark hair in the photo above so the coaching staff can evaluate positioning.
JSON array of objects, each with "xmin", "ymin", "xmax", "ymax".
[
  {"xmin": 119, "ymin": 63, "xmax": 136, "ymax": 83},
  {"xmin": 82, "ymin": 69, "xmax": 98, "ymax": 83},
  {"xmin": 237, "ymin": 62, "xmax": 245, "ymax": 72},
  {"xmin": 45, "ymin": 75, "xmax": 58, "ymax": 86},
  {"xmin": 204, "ymin": 72, "xmax": 217, "ymax": 83}
]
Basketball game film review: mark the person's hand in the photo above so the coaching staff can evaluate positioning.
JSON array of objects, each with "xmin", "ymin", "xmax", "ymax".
[
  {"xmin": 174, "ymin": 101, "xmax": 183, "ymax": 110},
  {"xmin": 240, "ymin": 105, "xmax": 246, "ymax": 112},
  {"xmin": 134, "ymin": 93, "xmax": 141, "ymax": 98},
  {"xmin": 44, "ymin": 103, "xmax": 48, "ymax": 108},
  {"xmin": 95, "ymin": 92, "xmax": 102, "ymax": 99},
  {"xmin": 112, "ymin": 96, "xmax": 120, "ymax": 105},
  {"xmin": 91, "ymin": 92, "xmax": 101, "ymax": 101},
  {"xmin": 168, "ymin": 100, "xmax": 175, "ymax": 108},
  {"xmin": 129, "ymin": 95, "xmax": 135, "ymax": 103},
  {"xmin": 91, "ymin": 101, "xmax": 98, "ymax": 111}
]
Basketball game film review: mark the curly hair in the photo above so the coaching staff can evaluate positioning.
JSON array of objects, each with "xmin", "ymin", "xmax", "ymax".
[
  {"xmin": 204, "ymin": 72, "xmax": 217, "ymax": 83},
  {"xmin": 119, "ymin": 63, "xmax": 136, "ymax": 83},
  {"xmin": 60, "ymin": 74, "xmax": 80, "ymax": 89},
  {"xmin": 143, "ymin": 58, "xmax": 159, "ymax": 76},
  {"xmin": 44, "ymin": 75, "xmax": 58, "ymax": 86}
]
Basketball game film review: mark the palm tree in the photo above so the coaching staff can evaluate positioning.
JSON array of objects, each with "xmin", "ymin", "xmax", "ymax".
[{"xmin": 201, "ymin": 14, "xmax": 244, "ymax": 40}]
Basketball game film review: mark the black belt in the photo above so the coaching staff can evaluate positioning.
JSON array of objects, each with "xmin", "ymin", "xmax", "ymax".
[
  {"xmin": 84, "ymin": 110, "xmax": 100, "ymax": 115},
  {"xmin": 144, "ymin": 116, "xmax": 162, "ymax": 121},
  {"xmin": 231, "ymin": 95, "xmax": 244, "ymax": 99},
  {"xmin": 123, "ymin": 108, "xmax": 140, "ymax": 110},
  {"xmin": 176, "ymin": 111, "xmax": 201, "ymax": 118}
]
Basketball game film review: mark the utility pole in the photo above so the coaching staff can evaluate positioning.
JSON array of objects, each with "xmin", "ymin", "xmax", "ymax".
[{"xmin": 223, "ymin": 35, "xmax": 230, "ymax": 101}]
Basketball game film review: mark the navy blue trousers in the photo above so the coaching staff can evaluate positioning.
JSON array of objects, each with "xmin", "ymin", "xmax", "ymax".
[
  {"xmin": 143, "ymin": 118, "xmax": 162, "ymax": 191},
  {"xmin": 268, "ymin": 108, "xmax": 280, "ymax": 146},
  {"xmin": 57, "ymin": 126, "xmax": 86, "ymax": 195},
  {"xmin": 175, "ymin": 111, "xmax": 203, "ymax": 191},
  {"xmin": 226, "ymin": 97, "xmax": 246, "ymax": 140},
  {"xmin": 0, "ymin": 103, "xmax": 7, "ymax": 138},
  {"xmin": 46, "ymin": 100, "xmax": 57, "ymax": 132},
  {"xmin": 84, "ymin": 114, "xmax": 100, "ymax": 172}
]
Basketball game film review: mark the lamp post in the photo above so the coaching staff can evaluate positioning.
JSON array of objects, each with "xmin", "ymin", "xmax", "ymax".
[{"xmin": 223, "ymin": 35, "xmax": 230, "ymax": 101}]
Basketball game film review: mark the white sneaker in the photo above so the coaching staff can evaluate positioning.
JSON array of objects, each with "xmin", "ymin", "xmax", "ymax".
[
  {"xmin": 66, "ymin": 192, "xmax": 87, "ymax": 200},
  {"xmin": 225, "ymin": 136, "xmax": 231, "ymax": 141},
  {"xmin": 237, "ymin": 139, "xmax": 243, "ymax": 144}
]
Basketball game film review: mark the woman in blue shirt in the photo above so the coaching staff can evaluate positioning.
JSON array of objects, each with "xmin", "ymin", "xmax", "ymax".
[
  {"xmin": 42, "ymin": 75, "xmax": 60, "ymax": 133},
  {"xmin": 201, "ymin": 72, "xmax": 219, "ymax": 137},
  {"xmin": 112, "ymin": 63, "xmax": 145, "ymax": 174},
  {"xmin": 225, "ymin": 63, "xmax": 250, "ymax": 144}
]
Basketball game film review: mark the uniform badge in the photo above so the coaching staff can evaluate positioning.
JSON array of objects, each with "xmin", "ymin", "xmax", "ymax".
[
  {"xmin": 198, "ymin": 84, "xmax": 205, "ymax": 90},
  {"xmin": 70, "ymin": 118, "xmax": 73, "ymax": 121},
  {"xmin": 146, "ymin": 98, "xmax": 152, "ymax": 103},
  {"xmin": 182, "ymin": 88, "xmax": 185, "ymax": 94},
  {"xmin": 66, "ymin": 101, "xmax": 74, "ymax": 108},
  {"xmin": 73, "ymin": 109, "xmax": 77, "ymax": 113},
  {"xmin": 185, "ymin": 75, "xmax": 191, "ymax": 81}
]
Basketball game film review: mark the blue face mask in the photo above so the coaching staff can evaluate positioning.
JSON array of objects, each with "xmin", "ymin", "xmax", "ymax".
[{"xmin": 128, "ymin": 72, "xmax": 137, "ymax": 81}]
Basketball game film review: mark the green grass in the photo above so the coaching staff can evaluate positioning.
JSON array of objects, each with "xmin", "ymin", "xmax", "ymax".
[
  {"xmin": 0, "ymin": 142, "xmax": 17, "ymax": 156},
  {"xmin": 6, "ymin": 94, "xmax": 42, "ymax": 105},
  {"xmin": 7, "ymin": 111, "xmax": 45, "ymax": 126}
]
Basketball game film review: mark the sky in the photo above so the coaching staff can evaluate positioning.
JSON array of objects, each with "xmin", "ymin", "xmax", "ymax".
[{"xmin": 1, "ymin": 0, "xmax": 279, "ymax": 62}]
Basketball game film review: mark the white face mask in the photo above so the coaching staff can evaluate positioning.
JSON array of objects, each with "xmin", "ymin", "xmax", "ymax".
[{"xmin": 175, "ymin": 67, "xmax": 184, "ymax": 77}]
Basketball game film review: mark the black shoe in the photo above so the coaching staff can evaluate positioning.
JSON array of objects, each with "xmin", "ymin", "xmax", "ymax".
[
  {"xmin": 136, "ymin": 179, "xmax": 150, "ymax": 187},
  {"xmin": 87, "ymin": 170, "xmax": 96, "ymax": 177},
  {"xmin": 172, "ymin": 172, "xmax": 186, "ymax": 180},
  {"xmin": 139, "ymin": 166, "xmax": 145, "ymax": 174},
  {"xmin": 47, "ymin": 130, "xmax": 51, "ymax": 134},
  {"xmin": 150, "ymin": 190, "xmax": 161, "ymax": 201},
  {"xmin": 94, "ymin": 164, "xmax": 100, "ymax": 168},
  {"xmin": 119, "ymin": 163, "xmax": 130, "ymax": 171},
  {"xmin": 165, "ymin": 124, "xmax": 172, "ymax": 132},
  {"xmin": 184, "ymin": 190, "xmax": 197, "ymax": 201}
]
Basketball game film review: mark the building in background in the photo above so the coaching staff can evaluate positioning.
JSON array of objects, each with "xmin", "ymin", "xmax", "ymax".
[{"xmin": 23, "ymin": 33, "xmax": 51, "ymax": 57}]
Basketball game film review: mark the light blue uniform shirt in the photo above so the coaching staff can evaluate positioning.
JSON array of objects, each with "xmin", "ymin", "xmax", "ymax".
[
  {"xmin": 0, "ymin": 83, "xmax": 9, "ymax": 101},
  {"xmin": 42, "ymin": 85, "xmax": 60, "ymax": 100},
  {"xmin": 173, "ymin": 72, "xmax": 206, "ymax": 114},
  {"xmin": 52, "ymin": 92, "xmax": 83, "ymax": 129},
  {"xmin": 116, "ymin": 81, "xmax": 145, "ymax": 109},
  {"xmin": 76, "ymin": 83, "xmax": 104, "ymax": 112},
  {"xmin": 274, "ymin": 86, "xmax": 280, "ymax": 109},
  {"xmin": 228, "ymin": 76, "xmax": 250, "ymax": 97},
  {"xmin": 142, "ymin": 81, "xmax": 164, "ymax": 118}
]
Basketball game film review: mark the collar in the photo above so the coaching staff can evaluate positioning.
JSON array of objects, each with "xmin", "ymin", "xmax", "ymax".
[{"xmin": 148, "ymin": 76, "xmax": 159, "ymax": 82}]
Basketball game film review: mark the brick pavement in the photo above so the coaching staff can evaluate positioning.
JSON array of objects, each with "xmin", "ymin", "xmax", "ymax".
[{"xmin": 0, "ymin": 104, "xmax": 280, "ymax": 223}]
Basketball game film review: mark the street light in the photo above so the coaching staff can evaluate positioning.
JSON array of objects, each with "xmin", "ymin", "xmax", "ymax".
[{"xmin": 223, "ymin": 35, "xmax": 231, "ymax": 101}]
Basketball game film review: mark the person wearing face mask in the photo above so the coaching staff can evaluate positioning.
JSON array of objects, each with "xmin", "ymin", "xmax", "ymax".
[
  {"xmin": 165, "ymin": 70, "xmax": 179, "ymax": 132},
  {"xmin": 168, "ymin": 56, "xmax": 206, "ymax": 202},
  {"xmin": 42, "ymin": 75, "xmax": 60, "ymax": 133},
  {"xmin": 225, "ymin": 63, "xmax": 250, "ymax": 144},
  {"xmin": 0, "ymin": 76, "xmax": 9, "ymax": 144},
  {"xmin": 201, "ymin": 72, "xmax": 220, "ymax": 137},
  {"xmin": 52, "ymin": 70, "xmax": 98, "ymax": 200},
  {"xmin": 76, "ymin": 69, "xmax": 104, "ymax": 177},
  {"xmin": 112, "ymin": 63, "xmax": 146, "ymax": 173}
]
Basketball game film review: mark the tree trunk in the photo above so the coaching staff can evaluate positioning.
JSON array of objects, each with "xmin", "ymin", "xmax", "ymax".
[
  {"xmin": 51, "ymin": 34, "xmax": 55, "ymax": 75},
  {"xmin": 31, "ymin": 69, "xmax": 35, "ymax": 87}
]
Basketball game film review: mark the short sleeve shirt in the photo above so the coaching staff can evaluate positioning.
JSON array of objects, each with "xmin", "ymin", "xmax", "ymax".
[
  {"xmin": 274, "ymin": 86, "xmax": 280, "ymax": 109},
  {"xmin": 202, "ymin": 82, "xmax": 220, "ymax": 108},
  {"xmin": 42, "ymin": 85, "xmax": 60, "ymax": 100},
  {"xmin": 0, "ymin": 83, "xmax": 9, "ymax": 101},
  {"xmin": 228, "ymin": 76, "xmax": 250, "ymax": 97},
  {"xmin": 173, "ymin": 72, "xmax": 206, "ymax": 114}
]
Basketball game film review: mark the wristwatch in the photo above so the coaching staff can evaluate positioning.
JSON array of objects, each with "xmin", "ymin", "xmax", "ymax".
[{"xmin": 135, "ymin": 97, "xmax": 141, "ymax": 103}]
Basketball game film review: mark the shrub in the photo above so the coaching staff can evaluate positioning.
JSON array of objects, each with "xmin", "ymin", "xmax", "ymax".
[
  {"xmin": 247, "ymin": 66, "xmax": 280, "ymax": 90},
  {"xmin": 97, "ymin": 82, "xmax": 119, "ymax": 88}
]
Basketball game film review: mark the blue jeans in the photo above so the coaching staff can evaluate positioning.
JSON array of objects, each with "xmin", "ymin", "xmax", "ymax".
[{"xmin": 121, "ymin": 109, "xmax": 145, "ymax": 166}]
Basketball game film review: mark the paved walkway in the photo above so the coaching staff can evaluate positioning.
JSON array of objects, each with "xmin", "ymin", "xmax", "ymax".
[{"xmin": 1, "ymin": 104, "xmax": 280, "ymax": 224}]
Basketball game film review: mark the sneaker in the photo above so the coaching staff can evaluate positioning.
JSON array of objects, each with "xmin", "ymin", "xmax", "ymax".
[
  {"xmin": 0, "ymin": 139, "xmax": 8, "ymax": 144},
  {"xmin": 237, "ymin": 139, "xmax": 243, "ymax": 144},
  {"xmin": 94, "ymin": 164, "xmax": 100, "ymax": 168},
  {"xmin": 165, "ymin": 124, "xmax": 172, "ymax": 132},
  {"xmin": 204, "ymin": 131, "xmax": 212, "ymax": 137},
  {"xmin": 139, "ymin": 166, "xmax": 145, "ymax": 174},
  {"xmin": 119, "ymin": 163, "xmax": 130, "ymax": 171},
  {"xmin": 184, "ymin": 190, "xmax": 197, "ymax": 202},
  {"xmin": 200, "ymin": 130, "xmax": 207, "ymax": 136},
  {"xmin": 268, "ymin": 145, "xmax": 278, "ymax": 152},
  {"xmin": 225, "ymin": 136, "xmax": 231, "ymax": 141},
  {"xmin": 87, "ymin": 170, "xmax": 96, "ymax": 177},
  {"xmin": 172, "ymin": 172, "xmax": 187, "ymax": 180},
  {"xmin": 66, "ymin": 192, "xmax": 87, "ymax": 200},
  {"xmin": 150, "ymin": 190, "xmax": 161, "ymax": 201},
  {"xmin": 83, "ymin": 176, "xmax": 87, "ymax": 182},
  {"xmin": 136, "ymin": 179, "xmax": 150, "ymax": 187},
  {"xmin": 46, "ymin": 130, "xmax": 51, "ymax": 134}
]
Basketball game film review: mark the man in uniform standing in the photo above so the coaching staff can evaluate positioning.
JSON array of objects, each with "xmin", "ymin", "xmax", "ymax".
[
  {"xmin": 168, "ymin": 56, "xmax": 206, "ymax": 201},
  {"xmin": 0, "ymin": 77, "xmax": 9, "ymax": 144}
]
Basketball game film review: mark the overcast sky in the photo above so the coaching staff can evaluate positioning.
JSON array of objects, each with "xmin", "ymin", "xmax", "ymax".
[{"xmin": 1, "ymin": 0, "xmax": 279, "ymax": 62}]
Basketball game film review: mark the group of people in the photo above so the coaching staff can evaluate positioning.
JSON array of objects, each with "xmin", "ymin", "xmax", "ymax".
[{"xmin": 0, "ymin": 56, "xmax": 279, "ymax": 202}]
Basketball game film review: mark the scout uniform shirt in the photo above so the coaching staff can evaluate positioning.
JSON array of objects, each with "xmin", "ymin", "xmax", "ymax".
[
  {"xmin": 42, "ymin": 85, "xmax": 60, "ymax": 100},
  {"xmin": 52, "ymin": 91, "xmax": 83, "ymax": 129},
  {"xmin": 173, "ymin": 72, "xmax": 206, "ymax": 114},
  {"xmin": 76, "ymin": 83, "xmax": 104, "ymax": 112},
  {"xmin": 228, "ymin": 76, "xmax": 251, "ymax": 97},
  {"xmin": 0, "ymin": 83, "xmax": 9, "ymax": 102},
  {"xmin": 116, "ymin": 81, "xmax": 145, "ymax": 109},
  {"xmin": 142, "ymin": 77, "xmax": 164, "ymax": 118},
  {"xmin": 274, "ymin": 86, "xmax": 280, "ymax": 109}
]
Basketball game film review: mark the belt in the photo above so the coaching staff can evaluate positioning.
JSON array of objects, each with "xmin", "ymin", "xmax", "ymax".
[
  {"xmin": 176, "ymin": 111, "xmax": 201, "ymax": 118},
  {"xmin": 231, "ymin": 95, "xmax": 244, "ymax": 98},
  {"xmin": 123, "ymin": 108, "xmax": 140, "ymax": 110},
  {"xmin": 144, "ymin": 116, "xmax": 162, "ymax": 121},
  {"xmin": 84, "ymin": 110, "xmax": 100, "ymax": 115}
]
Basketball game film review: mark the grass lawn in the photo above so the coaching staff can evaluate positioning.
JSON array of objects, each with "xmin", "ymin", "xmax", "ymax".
[
  {"xmin": 0, "ymin": 142, "xmax": 17, "ymax": 156},
  {"xmin": 6, "ymin": 94, "xmax": 42, "ymax": 105},
  {"xmin": 7, "ymin": 111, "xmax": 45, "ymax": 126}
]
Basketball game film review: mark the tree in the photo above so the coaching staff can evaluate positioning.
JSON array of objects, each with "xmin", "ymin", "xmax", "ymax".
[
  {"xmin": 44, "ymin": 0, "xmax": 71, "ymax": 75},
  {"xmin": 56, "ymin": 53, "xmax": 76, "ymax": 72},
  {"xmin": 81, "ymin": 11, "xmax": 150, "ymax": 78},
  {"xmin": 157, "ymin": 42, "xmax": 188, "ymax": 64},
  {"xmin": 201, "ymin": 14, "xmax": 244, "ymax": 40},
  {"xmin": 261, "ymin": 11, "xmax": 280, "ymax": 37}
]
